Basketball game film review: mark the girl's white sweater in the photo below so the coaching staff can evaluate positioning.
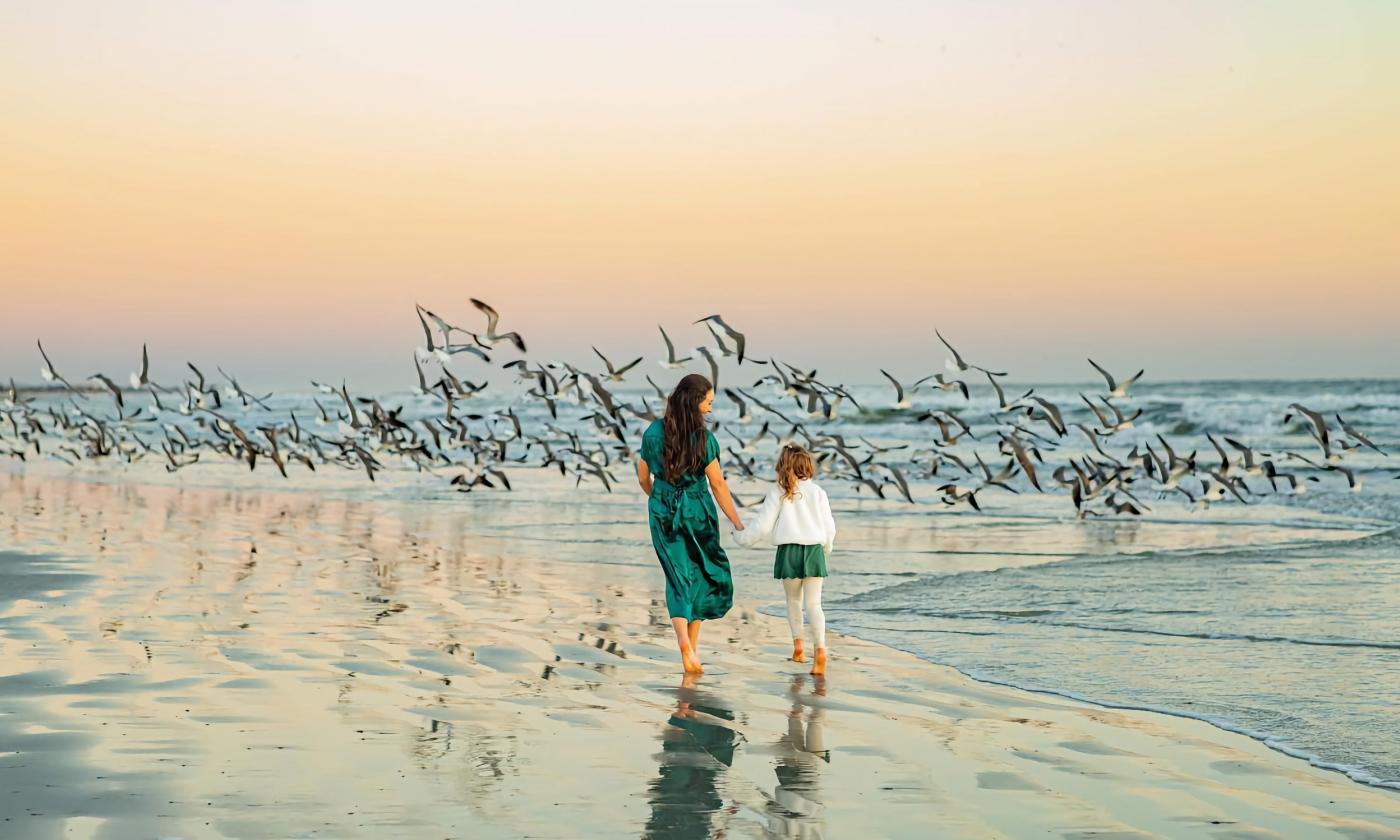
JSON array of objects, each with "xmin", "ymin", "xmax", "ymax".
[{"xmin": 731, "ymin": 479, "xmax": 837, "ymax": 554}]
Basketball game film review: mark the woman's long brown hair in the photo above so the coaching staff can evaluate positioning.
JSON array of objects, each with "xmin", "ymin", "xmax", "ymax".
[
  {"xmin": 662, "ymin": 373, "xmax": 713, "ymax": 482},
  {"xmin": 776, "ymin": 444, "xmax": 815, "ymax": 500}
]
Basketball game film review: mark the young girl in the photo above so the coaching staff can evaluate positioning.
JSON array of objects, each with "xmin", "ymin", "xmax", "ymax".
[{"xmin": 732, "ymin": 445, "xmax": 837, "ymax": 675}]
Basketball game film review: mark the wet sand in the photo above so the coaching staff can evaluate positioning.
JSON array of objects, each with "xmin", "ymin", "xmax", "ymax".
[{"xmin": 1, "ymin": 469, "xmax": 1398, "ymax": 839}]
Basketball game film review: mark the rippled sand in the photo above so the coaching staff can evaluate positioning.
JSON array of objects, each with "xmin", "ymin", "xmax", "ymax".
[{"xmin": 1, "ymin": 470, "xmax": 1398, "ymax": 839}]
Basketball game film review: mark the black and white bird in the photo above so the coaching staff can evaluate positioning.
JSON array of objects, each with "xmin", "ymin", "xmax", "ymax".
[
  {"xmin": 129, "ymin": 344, "xmax": 152, "ymax": 389},
  {"xmin": 723, "ymin": 388, "xmax": 753, "ymax": 423},
  {"xmin": 416, "ymin": 305, "xmax": 491, "ymax": 364},
  {"xmin": 1088, "ymin": 359, "xmax": 1144, "ymax": 400},
  {"xmin": 593, "ymin": 347, "xmax": 643, "ymax": 382},
  {"xmin": 880, "ymin": 370, "xmax": 932, "ymax": 410},
  {"xmin": 936, "ymin": 329, "xmax": 1007, "ymax": 377},
  {"xmin": 694, "ymin": 315, "xmax": 747, "ymax": 364},
  {"xmin": 468, "ymin": 298, "xmax": 527, "ymax": 353},
  {"xmin": 1336, "ymin": 413, "xmax": 1385, "ymax": 455},
  {"xmin": 1284, "ymin": 403, "xmax": 1335, "ymax": 462},
  {"xmin": 88, "ymin": 373, "xmax": 126, "ymax": 416},
  {"xmin": 657, "ymin": 326, "xmax": 692, "ymax": 369},
  {"xmin": 1082, "ymin": 393, "xmax": 1140, "ymax": 434},
  {"xmin": 928, "ymin": 374, "xmax": 970, "ymax": 401},
  {"xmin": 695, "ymin": 345, "xmax": 721, "ymax": 389},
  {"xmin": 37, "ymin": 340, "xmax": 79, "ymax": 392}
]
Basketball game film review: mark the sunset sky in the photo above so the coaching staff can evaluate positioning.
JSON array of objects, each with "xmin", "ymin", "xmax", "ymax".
[{"xmin": 2, "ymin": 1, "xmax": 1397, "ymax": 389}]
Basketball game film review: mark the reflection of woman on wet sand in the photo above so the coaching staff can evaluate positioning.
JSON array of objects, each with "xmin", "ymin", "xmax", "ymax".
[
  {"xmin": 765, "ymin": 676, "xmax": 829, "ymax": 840},
  {"xmin": 643, "ymin": 672, "xmax": 743, "ymax": 840}
]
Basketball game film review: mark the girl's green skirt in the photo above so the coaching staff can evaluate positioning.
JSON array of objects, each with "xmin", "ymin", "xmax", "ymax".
[{"xmin": 773, "ymin": 544, "xmax": 827, "ymax": 579}]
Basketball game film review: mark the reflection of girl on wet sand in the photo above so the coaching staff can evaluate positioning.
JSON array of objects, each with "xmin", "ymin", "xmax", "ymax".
[{"xmin": 765, "ymin": 675, "xmax": 829, "ymax": 840}]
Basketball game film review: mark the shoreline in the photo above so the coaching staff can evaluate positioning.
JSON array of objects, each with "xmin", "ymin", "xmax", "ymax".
[
  {"xmin": 799, "ymin": 520, "xmax": 1400, "ymax": 797},
  {"xmin": 1, "ymin": 468, "xmax": 1398, "ymax": 837},
  {"xmin": 836, "ymin": 628, "xmax": 1400, "ymax": 796}
]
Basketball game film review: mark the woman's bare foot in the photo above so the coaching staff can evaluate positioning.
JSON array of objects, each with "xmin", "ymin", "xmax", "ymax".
[
  {"xmin": 809, "ymin": 648, "xmax": 827, "ymax": 676},
  {"xmin": 791, "ymin": 639, "xmax": 805, "ymax": 663},
  {"xmin": 673, "ymin": 618, "xmax": 703, "ymax": 674},
  {"xmin": 687, "ymin": 620, "xmax": 702, "ymax": 655}
]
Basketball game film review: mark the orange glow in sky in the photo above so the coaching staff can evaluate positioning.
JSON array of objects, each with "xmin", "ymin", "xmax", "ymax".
[{"xmin": 2, "ymin": 2, "xmax": 1397, "ymax": 387}]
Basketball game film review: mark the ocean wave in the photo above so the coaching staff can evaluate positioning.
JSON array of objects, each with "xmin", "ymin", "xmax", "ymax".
[
  {"xmin": 830, "ymin": 524, "xmax": 1397, "ymax": 610},
  {"xmin": 859, "ymin": 612, "xmax": 1400, "ymax": 651}
]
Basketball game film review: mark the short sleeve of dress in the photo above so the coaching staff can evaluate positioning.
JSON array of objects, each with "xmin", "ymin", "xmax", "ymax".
[
  {"xmin": 704, "ymin": 430, "xmax": 720, "ymax": 466},
  {"xmin": 641, "ymin": 423, "xmax": 661, "ymax": 472}
]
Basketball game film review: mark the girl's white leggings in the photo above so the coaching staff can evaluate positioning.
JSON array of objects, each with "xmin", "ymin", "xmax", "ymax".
[{"xmin": 782, "ymin": 577, "xmax": 826, "ymax": 649}]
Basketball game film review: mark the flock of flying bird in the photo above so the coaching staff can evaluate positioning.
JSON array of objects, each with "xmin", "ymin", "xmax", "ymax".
[{"xmin": 2, "ymin": 298, "xmax": 1392, "ymax": 519}]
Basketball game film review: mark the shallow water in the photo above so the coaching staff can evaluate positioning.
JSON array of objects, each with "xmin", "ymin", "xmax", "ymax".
[
  {"xmin": 812, "ymin": 379, "xmax": 1400, "ymax": 791},
  {"xmin": 826, "ymin": 522, "xmax": 1400, "ymax": 789},
  {"xmin": 6, "ymin": 376, "xmax": 1400, "ymax": 797}
]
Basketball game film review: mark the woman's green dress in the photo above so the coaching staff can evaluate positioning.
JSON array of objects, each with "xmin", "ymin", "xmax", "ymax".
[{"xmin": 641, "ymin": 420, "xmax": 734, "ymax": 622}]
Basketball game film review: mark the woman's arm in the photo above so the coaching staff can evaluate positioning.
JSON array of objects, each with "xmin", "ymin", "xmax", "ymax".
[
  {"xmin": 704, "ymin": 458, "xmax": 745, "ymax": 530},
  {"xmin": 637, "ymin": 459, "xmax": 653, "ymax": 497}
]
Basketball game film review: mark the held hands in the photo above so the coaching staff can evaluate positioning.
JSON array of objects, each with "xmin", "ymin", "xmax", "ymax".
[{"xmin": 728, "ymin": 520, "xmax": 751, "ymax": 547}]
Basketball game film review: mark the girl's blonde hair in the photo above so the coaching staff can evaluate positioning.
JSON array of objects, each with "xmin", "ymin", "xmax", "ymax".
[{"xmin": 776, "ymin": 444, "xmax": 815, "ymax": 500}]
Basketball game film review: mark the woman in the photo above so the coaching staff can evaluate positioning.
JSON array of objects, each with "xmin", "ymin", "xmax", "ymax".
[{"xmin": 636, "ymin": 374, "xmax": 745, "ymax": 673}]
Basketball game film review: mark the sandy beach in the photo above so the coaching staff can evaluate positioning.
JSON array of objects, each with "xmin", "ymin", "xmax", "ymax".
[{"xmin": 0, "ymin": 467, "xmax": 1396, "ymax": 839}]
